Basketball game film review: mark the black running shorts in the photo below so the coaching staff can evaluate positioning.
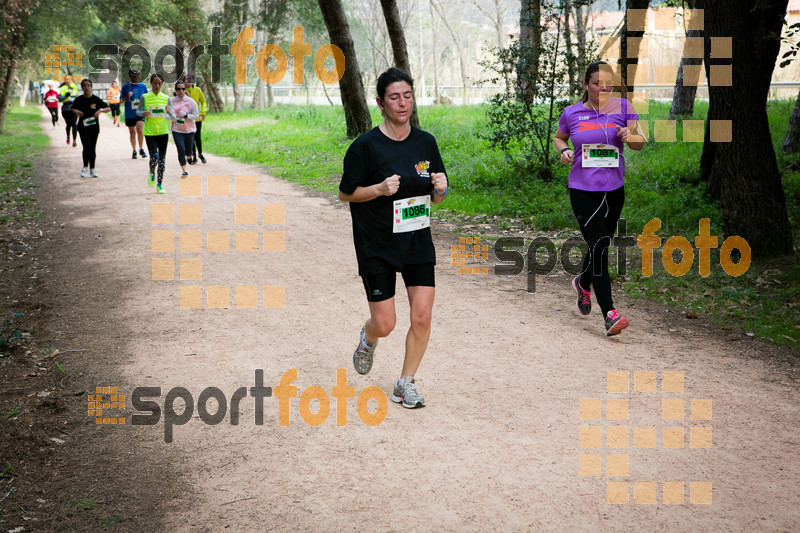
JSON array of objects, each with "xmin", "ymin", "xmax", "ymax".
[
  {"xmin": 125, "ymin": 116, "xmax": 144, "ymax": 127},
  {"xmin": 361, "ymin": 262, "xmax": 435, "ymax": 302}
]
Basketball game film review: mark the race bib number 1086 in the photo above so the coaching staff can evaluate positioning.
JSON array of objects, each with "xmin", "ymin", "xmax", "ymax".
[{"xmin": 393, "ymin": 195, "xmax": 431, "ymax": 233}]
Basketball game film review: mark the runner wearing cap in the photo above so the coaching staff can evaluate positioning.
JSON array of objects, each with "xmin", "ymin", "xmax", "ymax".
[
  {"xmin": 58, "ymin": 76, "xmax": 79, "ymax": 146},
  {"xmin": 183, "ymin": 74, "xmax": 207, "ymax": 164},
  {"xmin": 119, "ymin": 69, "xmax": 148, "ymax": 159}
]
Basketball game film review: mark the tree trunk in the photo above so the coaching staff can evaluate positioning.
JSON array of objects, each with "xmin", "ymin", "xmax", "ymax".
[
  {"xmin": 574, "ymin": 1, "xmax": 588, "ymax": 70},
  {"xmin": 249, "ymin": 31, "xmax": 262, "ymax": 111},
  {"xmin": 699, "ymin": 0, "xmax": 793, "ymax": 257},
  {"xmin": 429, "ymin": 0, "xmax": 441, "ymax": 102},
  {"xmin": 176, "ymin": 35, "xmax": 187, "ymax": 78},
  {"xmin": 518, "ymin": 0, "xmax": 542, "ymax": 103},
  {"xmin": 473, "ymin": 0, "xmax": 511, "ymax": 93},
  {"xmin": 252, "ymin": 78, "xmax": 264, "ymax": 110},
  {"xmin": 233, "ymin": 79, "xmax": 242, "ymax": 112},
  {"xmin": 18, "ymin": 71, "xmax": 30, "ymax": 106},
  {"xmin": 266, "ymin": 31, "xmax": 278, "ymax": 109},
  {"xmin": 0, "ymin": 60, "xmax": 17, "ymax": 134},
  {"xmin": 201, "ymin": 69, "xmax": 224, "ymax": 113},
  {"xmin": 669, "ymin": 0, "xmax": 701, "ymax": 119},
  {"xmin": 431, "ymin": 0, "xmax": 468, "ymax": 105},
  {"xmin": 564, "ymin": 0, "xmax": 576, "ymax": 99},
  {"xmin": 379, "ymin": 0, "xmax": 419, "ymax": 127},
  {"xmin": 318, "ymin": 0, "xmax": 372, "ymax": 138},
  {"xmin": 781, "ymin": 89, "xmax": 800, "ymax": 154},
  {"xmin": 619, "ymin": 0, "xmax": 650, "ymax": 98},
  {"xmin": 322, "ymin": 83, "xmax": 335, "ymax": 106},
  {"xmin": 496, "ymin": 0, "xmax": 512, "ymax": 95}
]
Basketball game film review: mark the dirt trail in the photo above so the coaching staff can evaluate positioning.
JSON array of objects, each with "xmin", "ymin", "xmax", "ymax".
[{"xmin": 34, "ymin": 109, "xmax": 799, "ymax": 531}]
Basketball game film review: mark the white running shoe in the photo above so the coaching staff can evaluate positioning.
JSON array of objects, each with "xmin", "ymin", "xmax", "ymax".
[
  {"xmin": 91, "ymin": 169, "xmax": 98, "ymax": 178},
  {"xmin": 392, "ymin": 376, "xmax": 426, "ymax": 409},
  {"xmin": 352, "ymin": 326, "xmax": 377, "ymax": 375},
  {"xmin": 79, "ymin": 167, "xmax": 88, "ymax": 178}
]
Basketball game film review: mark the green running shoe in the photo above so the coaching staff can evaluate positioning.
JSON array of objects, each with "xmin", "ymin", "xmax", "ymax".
[
  {"xmin": 148, "ymin": 173, "xmax": 155, "ymax": 187},
  {"xmin": 156, "ymin": 184, "xmax": 165, "ymax": 194}
]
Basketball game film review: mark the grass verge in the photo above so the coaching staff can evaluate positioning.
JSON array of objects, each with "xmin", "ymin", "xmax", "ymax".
[
  {"xmin": 0, "ymin": 106, "xmax": 48, "ymax": 225},
  {"xmin": 202, "ymin": 101, "xmax": 798, "ymax": 353}
]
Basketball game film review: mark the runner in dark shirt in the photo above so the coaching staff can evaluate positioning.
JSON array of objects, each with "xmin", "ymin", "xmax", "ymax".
[
  {"xmin": 339, "ymin": 68, "xmax": 449, "ymax": 409},
  {"xmin": 71, "ymin": 78, "xmax": 110, "ymax": 178}
]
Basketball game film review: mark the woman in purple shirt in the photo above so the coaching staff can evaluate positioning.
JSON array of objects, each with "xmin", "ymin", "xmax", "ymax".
[{"xmin": 554, "ymin": 61, "xmax": 646, "ymax": 336}]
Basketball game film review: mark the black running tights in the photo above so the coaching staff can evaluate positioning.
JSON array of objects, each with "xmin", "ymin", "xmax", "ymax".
[
  {"xmin": 77, "ymin": 125, "xmax": 99, "ymax": 169},
  {"xmin": 569, "ymin": 186, "xmax": 625, "ymax": 317},
  {"xmin": 146, "ymin": 134, "xmax": 169, "ymax": 185}
]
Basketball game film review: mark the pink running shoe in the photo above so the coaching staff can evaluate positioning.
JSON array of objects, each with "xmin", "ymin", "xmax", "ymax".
[
  {"xmin": 572, "ymin": 275, "xmax": 592, "ymax": 316},
  {"xmin": 605, "ymin": 310, "xmax": 629, "ymax": 336}
]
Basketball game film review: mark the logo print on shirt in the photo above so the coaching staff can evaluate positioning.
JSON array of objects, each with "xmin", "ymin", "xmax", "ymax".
[
  {"xmin": 578, "ymin": 121, "xmax": 617, "ymax": 133},
  {"xmin": 415, "ymin": 160, "xmax": 430, "ymax": 178}
]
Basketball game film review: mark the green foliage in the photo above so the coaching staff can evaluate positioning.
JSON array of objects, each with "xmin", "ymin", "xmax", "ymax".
[
  {"xmin": 204, "ymin": 99, "xmax": 798, "ymax": 350},
  {"xmin": 0, "ymin": 106, "xmax": 46, "ymax": 224},
  {"xmin": 101, "ymin": 515, "xmax": 126, "ymax": 526},
  {"xmin": 480, "ymin": 1, "xmax": 569, "ymax": 181},
  {"xmin": 479, "ymin": 0, "xmax": 599, "ymax": 181},
  {"xmin": 625, "ymin": 250, "xmax": 800, "ymax": 352},
  {"xmin": 1, "ymin": 408, "xmax": 21, "ymax": 420},
  {"xmin": 203, "ymin": 99, "xmax": 800, "ymax": 237},
  {"xmin": 778, "ymin": 22, "xmax": 800, "ymax": 68},
  {"xmin": 0, "ymin": 313, "xmax": 24, "ymax": 356}
]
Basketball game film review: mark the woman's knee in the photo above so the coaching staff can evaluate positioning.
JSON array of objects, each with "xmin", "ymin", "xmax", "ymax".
[
  {"xmin": 410, "ymin": 306, "xmax": 432, "ymax": 331},
  {"xmin": 371, "ymin": 315, "xmax": 396, "ymax": 337}
]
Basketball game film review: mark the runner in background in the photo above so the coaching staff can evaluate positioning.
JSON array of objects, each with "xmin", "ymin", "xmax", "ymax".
[
  {"xmin": 138, "ymin": 73, "xmax": 175, "ymax": 194},
  {"xmin": 339, "ymin": 68, "xmax": 449, "ymax": 409},
  {"xmin": 71, "ymin": 78, "xmax": 110, "ymax": 178},
  {"xmin": 119, "ymin": 69, "xmax": 148, "ymax": 159},
  {"xmin": 58, "ymin": 76, "xmax": 79, "ymax": 147},
  {"xmin": 183, "ymin": 74, "xmax": 207, "ymax": 164},
  {"xmin": 170, "ymin": 80, "xmax": 199, "ymax": 178},
  {"xmin": 44, "ymin": 83, "xmax": 59, "ymax": 127},
  {"xmin": 554, "ymin": 61, "xmax": 646, "ymax": 336},
  {"xmin": 107, "ymin": 80, "xmax": 121, "ymax": 127}
]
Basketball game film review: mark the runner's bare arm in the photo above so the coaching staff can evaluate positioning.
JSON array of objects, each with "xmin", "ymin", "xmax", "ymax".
[
  {"xmin": 339, "ymin": 175, "xmax": 400, "ymax": 203},
  {"xmin": 554, "ymin": 128, "xmax": 573, "ymax": 164},
  {"xmin": 620, "ymin": 120, "xmax": 646, "ymax": 150},
  {"xmin": 431, "ymin": 172, "xmax": 448, "ymax": 205}
]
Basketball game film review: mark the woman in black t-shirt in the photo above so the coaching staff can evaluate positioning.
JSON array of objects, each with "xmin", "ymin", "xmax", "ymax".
[
  {"xmin": 71, "ymin": 79, "xmax": 110, "ymax": 178},
  {"xmin": 339, "ymin": 68, "xmax": 448, "ymax": 409}
]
